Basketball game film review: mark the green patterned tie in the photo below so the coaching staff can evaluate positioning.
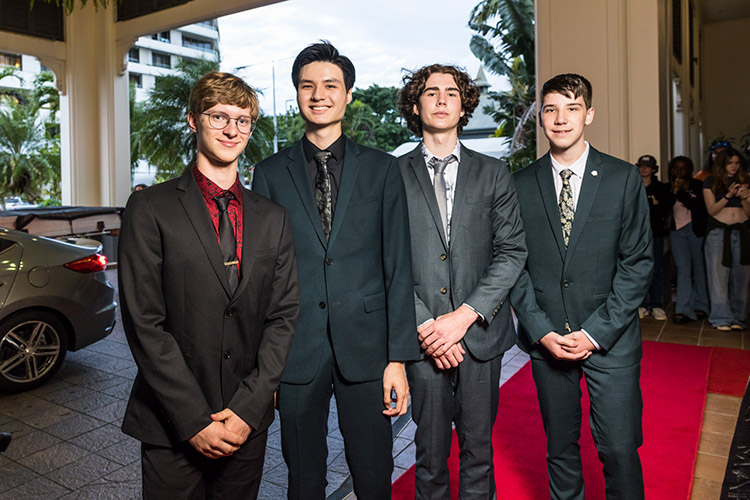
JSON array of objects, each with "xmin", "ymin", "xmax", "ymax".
[
  {"xmin": 559, "ymin": 169, "xmax": 575, "ymax": 247},
  {"xmin": 314, "ymin": 151, "xmax": 333, "ymax": 240}
]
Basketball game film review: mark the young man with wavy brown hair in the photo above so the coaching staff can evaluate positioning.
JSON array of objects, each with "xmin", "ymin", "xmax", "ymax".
[{"xmin": 397, "ymin": 64, "xmax": 527, "ymax": 499}]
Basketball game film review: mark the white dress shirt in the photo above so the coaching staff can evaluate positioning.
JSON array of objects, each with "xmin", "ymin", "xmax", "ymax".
[{"xmin": 421, "ymin": 141, "xmax": 460, "ymax": 242}]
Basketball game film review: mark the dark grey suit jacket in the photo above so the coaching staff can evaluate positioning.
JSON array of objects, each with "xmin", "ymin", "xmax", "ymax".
[
  {"xmin": 398, "ymin": 144, "xmax": 527, "ymax": 360},
  {"xmin": 119, "ymin": 168, "xmax": 299, "ymax": 447},
  {"xmin": 510, "ymin": 147, "xmax": 653, "ymax": 368},
  {"xmin": 253, "ymin": 137, "xmax": 420, "ymax": 384}
]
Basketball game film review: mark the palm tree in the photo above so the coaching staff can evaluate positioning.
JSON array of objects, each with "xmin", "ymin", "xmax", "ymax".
[
  {"xmin": 130, "ymin": 57, "xmax": 276, "ymax": 183},
  {"xmin": 469, "ymin": 0, "xmax": 536, "ymax": 170}
]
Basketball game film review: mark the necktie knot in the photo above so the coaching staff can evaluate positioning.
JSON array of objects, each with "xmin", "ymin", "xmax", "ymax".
[
  {"xmin": 560, "ymin": 169, "xmax": 574, "ymax": 182},
  {"xmin": 429, "ymin": 155, "xmax": 454, "ymax": 175},
  {"xmin": 214, "ymin": 194, "xmax": 232, "ymax": 212},
  {"xmin": 314, "ymin": 151, "xmax": 332, "ymax": 168}
]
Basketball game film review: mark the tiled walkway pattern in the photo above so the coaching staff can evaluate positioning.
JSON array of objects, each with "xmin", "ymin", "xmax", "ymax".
[{"xmin": 0, "ymin": 270, "xmax": 746, "ymax": 499}]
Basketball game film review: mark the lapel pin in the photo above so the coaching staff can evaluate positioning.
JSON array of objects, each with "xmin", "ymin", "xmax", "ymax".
[{"xmin": 591, "ymin": 170, "xmax": 598, "ymax": 176}]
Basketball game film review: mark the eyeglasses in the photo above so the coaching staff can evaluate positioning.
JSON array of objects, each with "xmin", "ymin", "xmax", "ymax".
[{"xmin": 200, "ymin": 112, "xmax": 255, "ymax": 134}]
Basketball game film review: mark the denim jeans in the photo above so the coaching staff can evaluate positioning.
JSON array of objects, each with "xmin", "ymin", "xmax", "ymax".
[
  {"xmin": 704, "ymin": 227, "xmax": 750, "ymax": 327},
  {"xmin": 670, "ymin": 224, "xmax": 709, "ymax": 319},
  {"xmin": 642, "ymin": 236, "xmax": 664, "ymax": 309}
]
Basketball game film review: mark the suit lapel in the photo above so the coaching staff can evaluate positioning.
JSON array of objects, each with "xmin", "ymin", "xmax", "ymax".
[
  {"xmin": 327, "ymin": 138, "xmax": 361, "ymax": 249},
  {"xmin": 231, "ymin": 189, "xmax": 261, "ymax": 302},
  {"xmin": 285, "ymin": 141, "xmax": 327, "ymax": 247},
  {"xmin": 451, "ymin": 144, "xmax": 473, "ymax": 243},
  {"xmin": 407, "ymin": 146, "xmax": 448, "ymax": 248},
  {"xmin": 535, "ymin": 155, "xmax": 567, "ymax": 261},
  {"xmin": 565, "ymin": 147, "xmax": 603, "ymax": 262},
  {"xmin": 176, "ymin": 168, "xmax": 234, "ymax": 297}
]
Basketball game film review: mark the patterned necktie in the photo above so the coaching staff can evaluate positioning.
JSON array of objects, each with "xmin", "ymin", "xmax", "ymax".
[
  {"xmin": 314, "ymin": 151, "xmax": 334, "ymax": 240},
  {"xmin": 429, "ymin": 155, "xmax": 454, "ymax": 239},
  {"xmin": 559, "ymin": 169, "xmax": 575, "ymax": 247},
  {"xmin": 214, "ymin": 194, "xmax": 239, "ymax": 294}
]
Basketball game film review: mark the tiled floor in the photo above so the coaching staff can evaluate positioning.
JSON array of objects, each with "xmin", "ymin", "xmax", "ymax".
[{"xmin": 0, "ymin": 270, "xmax": 747, "ymax": 499}]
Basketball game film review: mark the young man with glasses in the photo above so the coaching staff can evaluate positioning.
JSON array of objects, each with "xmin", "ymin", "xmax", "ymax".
[{"xmin": 119, "ymin": 71, "xmax": 299, "ymax": 500}]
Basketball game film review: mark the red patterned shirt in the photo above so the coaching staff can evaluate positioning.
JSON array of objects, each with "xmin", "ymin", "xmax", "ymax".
[{"xmin": 193, "ymin": 166, "xmax": 243, "ymax": 272}]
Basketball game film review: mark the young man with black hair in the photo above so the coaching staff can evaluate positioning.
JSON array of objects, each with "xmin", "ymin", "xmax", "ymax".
[
  {"xmin": 396, "ymin": 64, "xmax": 526, "ymax": 499},
  {"xmin": 510, "ymin": 73, "xmax": 652, "ymax": 499},
  {"xmin": 253, "ymin": 41, "xmax": 419, "ymax": 500},
  {"xmin": 119, "ymin": 71, "xmax": 299, "ymax": 500}
]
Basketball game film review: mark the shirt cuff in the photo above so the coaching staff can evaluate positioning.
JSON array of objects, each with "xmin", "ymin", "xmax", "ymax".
[
  {"xmin": 581, "ymin": 328, "xmax": 601, "ymax": 350},
  {"xmin": 461, "ymin": 303, "xmax": 484, "ymax": 323},
  {"xmin": 418, "ymin": 318, "xmax": 434, "ymax": 329}
]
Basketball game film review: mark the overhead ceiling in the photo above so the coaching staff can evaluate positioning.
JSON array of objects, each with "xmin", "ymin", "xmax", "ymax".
[{"xmin": 698, "ymin": 0, "xmax": 750, "ymax": 23}]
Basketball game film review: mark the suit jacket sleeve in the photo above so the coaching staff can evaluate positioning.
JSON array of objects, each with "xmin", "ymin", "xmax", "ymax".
[
  {"xmin": 228, "ymin": 207, "xmax": 298, "ymax": 429},
  {"xmin": 382, "ymin": 157, "xmax": 420, "ymax": 361},
  {"xmin": 580, "ymin": 165, "xmax": 653, "ymax": 349},
  {"xmin": 509, "ymin": 267, "xmax": 558, "ymax": 343},
  {"xmin": 119, "ymin": 192, "xmax": 213, "ymax": 442},
  {"xmin": 463, "ymin": 160, "xmax": 527, "ymax": 324}
]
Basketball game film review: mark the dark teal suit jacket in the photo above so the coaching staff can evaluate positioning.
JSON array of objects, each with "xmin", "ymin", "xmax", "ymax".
[
  {"xmin": 253, "ymin": 137, "xmax": 420, "ymax": 384},
  {"xmin": 510, "ymin": 147, "xmax": 652, "ymax": 368}
]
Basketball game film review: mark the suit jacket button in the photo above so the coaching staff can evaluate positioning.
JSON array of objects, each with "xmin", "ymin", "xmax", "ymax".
[
  {"xmin": 440, "ymin": 287, "xmax": 447, "ymax": 294},
  {"xmin": 440, "ymin": 254, "xmax": 447, "ymax": 261},
  {"xmin": 223, "ymin": 351, "xmax": 231, "ymax": 360},
  {"xmin": 225, "ymin": 308, "xmax": 235, "ymax": 316},
  {"xmin": 319, "ymin": 301, "xmax": 326, "ymax": 309},
  {"xmin": 325, "ymin": 258, "xmax": 333, "ymax": 265},
  {"xmin": 562, "ymin": 280, "xmax": 569, "ymax": 288}
]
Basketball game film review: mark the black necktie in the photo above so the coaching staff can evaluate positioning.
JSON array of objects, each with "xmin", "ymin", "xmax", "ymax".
[
  {"xmin": 314, "ymin": 151, "xmax": 334, "ymax": 240},
  {"xmin": 214, "ymin": 195, "xmax": 239, "ymax": 294}
]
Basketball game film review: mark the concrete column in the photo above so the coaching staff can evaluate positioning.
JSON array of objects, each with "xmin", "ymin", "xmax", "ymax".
[
  {"xmin": 59, "ymin": 4, "xmax": 131, "ymax": 207},
  {"xmin": 535, "ymin": 0, "xmax": 664, "ymax": 165}
]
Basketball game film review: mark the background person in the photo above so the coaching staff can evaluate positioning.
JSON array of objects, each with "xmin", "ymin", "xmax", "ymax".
[
  {"xmin": 668, "ymin": 156, "xmax": 709, "ymax": 324},
  {"xmin": 637, "ymin": 154, "xmax": 670, "ymax": 320},
  {"xmin": 703, "ymin": 147, "xmax": 750, "ymax": 330}
]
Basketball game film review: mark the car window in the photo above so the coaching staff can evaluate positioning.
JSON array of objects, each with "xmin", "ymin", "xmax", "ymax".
[{"xmin": 0, "ymin": 237, "xmax": 18, "ymax": 254}]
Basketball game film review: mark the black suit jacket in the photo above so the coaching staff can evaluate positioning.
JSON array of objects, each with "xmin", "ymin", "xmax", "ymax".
[
  {"xmin": 398, "ymin": 144, "xmax": 527, "ymax": 360},
  {"xmin": 253, "ymin": 137, "xmax": 419, "ymax": 384},
  {"xmin": 510, "ymin": 147, "xmax": 652, "ymax": 368},
  {"xmin": 119, "ymin": 167, "xmax": 299, "ymax": 447}
]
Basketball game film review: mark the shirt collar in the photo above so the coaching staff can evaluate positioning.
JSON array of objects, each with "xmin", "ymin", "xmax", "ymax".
[
  {"xmin": 550, "ymin": 141, "xmax": 590, "ymax": 179},
  {"xmin": 303, "ymin": 134, "xmax": 346, "ymax": 163},
  {"xmin": 421, "ymin": 140, "xmax": 461, "ymax": 165},
  {"xmin": 192, "ymin": 165, "xmax": 243, "ymax": 204}
]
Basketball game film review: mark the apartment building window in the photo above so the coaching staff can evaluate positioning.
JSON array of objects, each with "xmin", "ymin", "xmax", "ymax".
[
  {"xmin": 128, "ymin": 48, "xmax": 140, "ymax": 63},
  {"xmin": 182, "ymin": 36, "xmax": 213, "ymax": 52},
  {"xmin": 130, "ymin": 73, "xmax": 143, "ymax": 88},
  {"xmin": 0, "ymin": 53, "xmax": 22, "ymax": 69},
  {"xmin": 152, "ymin": 52, "xmax": 171, "ymax": 69},
  {"xmin": 151, "ymin": 31, "xmax": 170, "ymax": 43},
  {"xmin": 196, "ymin": 20, "xmax": 217, "ymax": 30}
]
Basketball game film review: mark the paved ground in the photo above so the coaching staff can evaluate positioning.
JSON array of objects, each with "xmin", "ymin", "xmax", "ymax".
[{"xmin": 0, "ymin": 269, "xmax": 530, "ymax": 499}]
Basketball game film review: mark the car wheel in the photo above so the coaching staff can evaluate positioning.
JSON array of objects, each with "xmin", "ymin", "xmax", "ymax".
[{"xmin": 0, "ymin": 310, "xmax": 68, "ymax": 392}]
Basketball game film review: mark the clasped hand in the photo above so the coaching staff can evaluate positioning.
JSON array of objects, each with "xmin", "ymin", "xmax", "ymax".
[
  {"xmin": 539, "ymin": 330, "xmax": 595, "ymax": 361},
  {"xmin": 418, "ymin": 306, "xmax": 478, "ymax": 370},
  {"xmin": 188, "ymin": 408, "xmax": 252, "ymax": 459}
]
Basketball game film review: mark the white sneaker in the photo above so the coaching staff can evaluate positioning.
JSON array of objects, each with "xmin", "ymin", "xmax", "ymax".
[
  {"xmin": 651, "ymin": 307, "xmax": 667, "ymax": 320},
  {"xmin": 638, "ymin": 307, "xmax": 648, "ymax": 319}
]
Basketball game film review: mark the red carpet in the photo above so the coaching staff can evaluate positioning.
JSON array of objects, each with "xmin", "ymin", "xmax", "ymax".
[
  {"xmin": 392, "ymin": 341, "xmax": 710, "ymax": 499},
  {"xmin": 708, "ymin": 347, "xmax": 750, "ymax": 396}
]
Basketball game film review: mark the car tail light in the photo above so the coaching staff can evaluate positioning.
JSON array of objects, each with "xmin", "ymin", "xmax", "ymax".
[{"xmin": 64, "ymin": 254, "xmax": 107, "ymax": 273}]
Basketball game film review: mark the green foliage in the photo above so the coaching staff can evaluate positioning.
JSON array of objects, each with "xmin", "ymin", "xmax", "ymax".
[
  {"xmin": 0, "ymin": 68, "xmax": 61, "ymax": 206},
  {"xmin": 129, "ymin": 57, "xmax": 276, "ymax": 183},
  {"xmin": 34, "ymin": 0, "xmax": 113, "ymax": 15},
  {"xmin": 469, "ymin": 0, "xmax": 536, "ymax": 170}
]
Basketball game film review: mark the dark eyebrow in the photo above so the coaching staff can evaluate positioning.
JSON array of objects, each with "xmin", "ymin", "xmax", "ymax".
[{"xmin": 422, "ymin": 86, "xmax": 460, "ymax": 93}]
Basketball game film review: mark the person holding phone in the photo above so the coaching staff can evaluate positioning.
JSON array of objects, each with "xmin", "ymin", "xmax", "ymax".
[{"xmin": 703, "ymin": 147, "xmax": 750, "ymax": 330}]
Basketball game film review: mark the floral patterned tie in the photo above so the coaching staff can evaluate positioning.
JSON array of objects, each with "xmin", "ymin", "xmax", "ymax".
[
  {"xmin": 314, "ymin": 151, "xmax": 333, "ymax": 240},
  {"xmin": 559, "ymin": 169, "xmax": 575, "ymax": 247}
]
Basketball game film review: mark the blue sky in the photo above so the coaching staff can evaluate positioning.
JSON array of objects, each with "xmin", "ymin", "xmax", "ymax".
[{"xmin": 218, "ymin": 0, "xmax": 508, "ymax": 115}]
